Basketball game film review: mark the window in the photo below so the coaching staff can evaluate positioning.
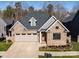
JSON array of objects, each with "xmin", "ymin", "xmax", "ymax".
[
  {"xmin": 29, "ymin": 17, "xmax": 37, "ymax": 26},
  {"xmin": 53, "ymin": 33, "xmax": 61, "ymax": 40},
  {"xmin": 27, "ymin": 33, "xmax": 31, "ymax": 35},
  {"xmin": 33, "ymin": 33, "xmax": 37, "ymax": 35},
  {"xmin": 32, "ymin": 21, "xmax": 37, "ymax": 26},
  {"xmin": 16, "ymin": 33, "xmax": 20, "ymax": 35},
  {"xmin": 22, "ymin": 33, "xmax": 26, "ymax": 35},
  {"xmin": 29, "ymin": 20, "xmax": 37, "ymax": 26}
]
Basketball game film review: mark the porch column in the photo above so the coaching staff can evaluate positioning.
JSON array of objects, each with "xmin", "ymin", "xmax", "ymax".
[
  {"xmin": 68, "ymin": 35, "xmax": 71, "ymax": 43},
  {"xmin": 40, "ymin": 32, "xmax": 42, "ymax": 43},
  {"xmin": 77, "ymin": 35, "xmax": 79, "ymax": 42}
]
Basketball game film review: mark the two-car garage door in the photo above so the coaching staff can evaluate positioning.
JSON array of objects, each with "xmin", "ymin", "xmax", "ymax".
[{"xmin": 15, "ymin": 33, "xmax": 38, "ymax": 42}]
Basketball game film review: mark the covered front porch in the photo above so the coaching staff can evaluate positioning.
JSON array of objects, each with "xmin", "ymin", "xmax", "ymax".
[{"xmin": 39, "ymin": 31, "xmax": 47, "ymax": 44}]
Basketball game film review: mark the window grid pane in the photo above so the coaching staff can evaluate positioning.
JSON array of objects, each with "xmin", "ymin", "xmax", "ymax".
[{"xmin": 53, "ymin": 33, "xmax": 61, "ymax": 40}]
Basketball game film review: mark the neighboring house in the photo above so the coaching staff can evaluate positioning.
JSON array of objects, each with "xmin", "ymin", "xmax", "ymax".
[
  {"xmin": 63, "ymin": 10, "xmax": 79, "ymax": 42},
  {"xmin": 0, "ymin": 18, "xmax": 7, "ymax": 38},
  {"xmin": 4, "ymin": 11, "xmax": 70, "ymax": 46},
  {"xmin": 3, "ymin": 19, "xmax": 16, "ymax": 37}
]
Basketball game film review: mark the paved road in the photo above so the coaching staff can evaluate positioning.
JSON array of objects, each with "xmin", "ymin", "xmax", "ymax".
[
  {"xmin": 0, "ymin": 51, "xmax": 5, "ymax": 57},
  {"xmin": 3, "ymin": 42, "xmax": 39, "ymax": 58}
]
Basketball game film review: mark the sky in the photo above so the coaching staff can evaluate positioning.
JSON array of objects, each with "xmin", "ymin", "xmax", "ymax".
[{"xmin": 0, "ymin": 1, "xmax": 78, "ymax": 11}]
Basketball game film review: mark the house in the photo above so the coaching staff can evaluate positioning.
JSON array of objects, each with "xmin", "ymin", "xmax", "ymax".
[
  {"xmin": 4, "ymin": 11, "xmax": 70, "ymax": 46},
  {"xmin": 63, "ymin": 10, "xmax": 79, "ymax": 42},
  {"xmin": 3, "ymin": 19, "xmax": 17, "ymax": 37},
  {"xmin": 39, "ymin": 16, "xmax": 70, "ymax": 46},
  {"xmin": 0, "ymin": 18, "xmax": 6, "ymax": 39}
]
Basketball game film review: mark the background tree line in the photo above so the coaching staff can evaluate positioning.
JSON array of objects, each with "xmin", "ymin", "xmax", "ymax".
[{"xmin": 1, "ymin": 2, "xmax": 78, "ymax": 21}]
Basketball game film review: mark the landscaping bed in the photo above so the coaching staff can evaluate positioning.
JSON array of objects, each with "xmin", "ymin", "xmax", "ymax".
[
  {"xmin": 39, "ymin": 42, "xmax": 79, "ymax": 51},
  {"xmin": 39, "ymin": 45, "xmax": 71, "ymax": 51},
  {"xmin": 0, "ymin": 41, "xmax": 12, "ymax": 51}
]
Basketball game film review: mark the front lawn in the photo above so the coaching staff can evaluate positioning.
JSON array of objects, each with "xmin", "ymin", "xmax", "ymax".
[
  {"xmin": 71, "ymin": 42, "xmax": 79, "ymax": 51},
  {"xmin": 39, "ymin": 55, "xmax": 79, "ymax": 58},
  {"xmin": 0, "ymin": 41, "xmax": 12, "ymax": 51}
]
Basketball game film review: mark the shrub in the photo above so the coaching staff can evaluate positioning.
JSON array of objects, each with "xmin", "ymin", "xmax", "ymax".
[
  {"xmin": 0, "ymin": 37, "xmax": 6, "ymax": 41},
  {"xmin": 7, "ymin": 40, "xmax": 12, "ymax": 43},
  {"xmin": 39, "ymin": 45, "xmax": 71, "ymax": 51}
]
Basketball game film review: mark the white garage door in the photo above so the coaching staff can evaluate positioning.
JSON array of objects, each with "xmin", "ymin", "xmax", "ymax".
[{"xmin": 15, "ymin": 33, "xmax": 38, "ymax": 42}]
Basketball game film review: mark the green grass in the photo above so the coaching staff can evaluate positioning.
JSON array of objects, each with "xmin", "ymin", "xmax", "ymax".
[
  {"xmin": 39, "ymin": 42, "xmax": 79, "ymax": 58},
  {"xmin": 0, "ymin": 41, "xmax": 12, "ymax": 51},
  {"xmin": 71, "ymin": 42, "xmax": 79, "ymax": 51},
  {"xmin": 39, "ymin": 55, "xmax": 79, "ymax": 58}
]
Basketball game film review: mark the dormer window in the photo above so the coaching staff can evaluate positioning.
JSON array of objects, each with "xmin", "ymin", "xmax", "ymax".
[{"xmin": 29, "ymin": 17, "xmax": 37, "ymax": 26}]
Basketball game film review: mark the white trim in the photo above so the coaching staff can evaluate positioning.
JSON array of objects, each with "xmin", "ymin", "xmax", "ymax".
[
  {"xmin": 57, "ymin": 20, "xmax": 70, "ymax": 32},
  {"xmin": 40, "ymin": 32, "xmax": 42, "ymax": 43},
  {"xmin": 46, "ymin": 20, "xmax": 70, "ymax": 32},
  {"xmin": 38, "ymin": 15, "xmax": 57, "ymax": 31},
  {"xmin": 51, "ymin": 15, "xmax": 57, "ymax": 20},
  {"xmin": 29, "ymin": 17, "xmax": 37, "ymax": 22},
  {"xmin": 29, "ymin": 17, "xmax": 37, "ymax": 26},
  {"xmin": 9, "ymin": 21, "xmax": 27, "ymax": 31}
]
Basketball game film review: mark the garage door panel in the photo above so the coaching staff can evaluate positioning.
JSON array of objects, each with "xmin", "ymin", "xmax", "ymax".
[{"xmin": 15, "ymin": 34, "xmax": 38, "ymax": 42}]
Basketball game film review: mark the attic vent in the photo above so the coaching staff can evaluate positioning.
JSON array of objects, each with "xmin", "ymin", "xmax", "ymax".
[
  {"xmin": 56, "ymin": 26, "xmax": 59, "ymax": 29},
  {"xmin": 29, "ymin": 17, "xmax": 37, "ymax": 26}
]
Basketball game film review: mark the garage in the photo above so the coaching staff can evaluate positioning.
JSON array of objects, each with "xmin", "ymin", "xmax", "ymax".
[{"xmin": 15, "ymin": 33, "xmax": 38, "ymax": 42}]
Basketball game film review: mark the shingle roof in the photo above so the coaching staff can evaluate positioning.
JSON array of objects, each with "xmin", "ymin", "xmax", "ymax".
[
  {"xmin": 3, "ymin": 19, "xmax": 17, "ymax": 25},
  {"xmin": 0, "ymin": 18, "xmax": 7, "ymax": 26},
  {"xmin": 38, "ymin": 16, "xmax": 56, "ymax": 31},
  {"xmin": 0, "ymin": 18, "xmax": 7, "ymax": 36},
  {"xmin": 19, "ymin": 11, "xmax": 50, "ymax": 30},
  {"xmin": 62, "ymin": 13, "xmax": 76, "ymax": 23},
  {"xmin": 63, "ymin": 10, "xmax": 79, "ymax": 38}
]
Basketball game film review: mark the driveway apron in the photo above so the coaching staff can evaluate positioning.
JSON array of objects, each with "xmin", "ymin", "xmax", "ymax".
[{"xmin": 3, "ymin": 42, "xmax": 39, "ymax": 58}]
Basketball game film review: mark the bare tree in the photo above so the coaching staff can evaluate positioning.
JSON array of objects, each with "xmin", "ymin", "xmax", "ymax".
[
  {"xmin": 42, "ymin": 1, "xmax": 68, "ymax": 21},
  {"xmin": 15, "ymin": 2, "xmax": 23, "ymax": 19},
  {"xmin": 3, "ymin": 5, "xmax": 13, "ymax": 19},
  {"xmin": 54, "ymin": 4, "xmax": 67, "ymax": 21},
  {"xmin": 47, "ymin": 4, "xmax": 54, "ymax": 17},
  {"xmin": 28, "ymin": 6, "xmax": 34, "ymax": 13}
]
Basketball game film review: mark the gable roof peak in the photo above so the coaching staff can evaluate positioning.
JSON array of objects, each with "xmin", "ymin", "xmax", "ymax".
[
  {"xmin": 46, "ymin": 20, "xmax": 70, "ymax": 32},
  {"xmin": 29, "ymin": 17, "xmax": 37, "ymax": 22},
  {"xmin": 51, "ymin": 15, "xmax": 57, "ymax": 20},
  {"xmin": 9, "ymin": 21, "xmax": 27, "ymax": 31},
  {"xmin": 38, "ymin": 15, "xmax": 57, "ymax": 31},
  {"xmin": 57, "ymin": 20, "xmax": 70, "ymax": 32}
]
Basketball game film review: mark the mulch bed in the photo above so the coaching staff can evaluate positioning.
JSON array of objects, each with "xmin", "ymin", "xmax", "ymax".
[{"xmin": 39, "ymin": 45, "xmax": 72, "ymax": 51}]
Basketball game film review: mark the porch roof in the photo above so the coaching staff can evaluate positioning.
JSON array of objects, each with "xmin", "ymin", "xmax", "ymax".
[{"xmin": 40, "ymin": 29, "xmax": 46, "ymax": 32}]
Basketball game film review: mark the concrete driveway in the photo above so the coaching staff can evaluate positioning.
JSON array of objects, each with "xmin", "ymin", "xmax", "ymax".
[{"xmin": 3, "ymin": 42, "xmax": 39, "ymax": 58}]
